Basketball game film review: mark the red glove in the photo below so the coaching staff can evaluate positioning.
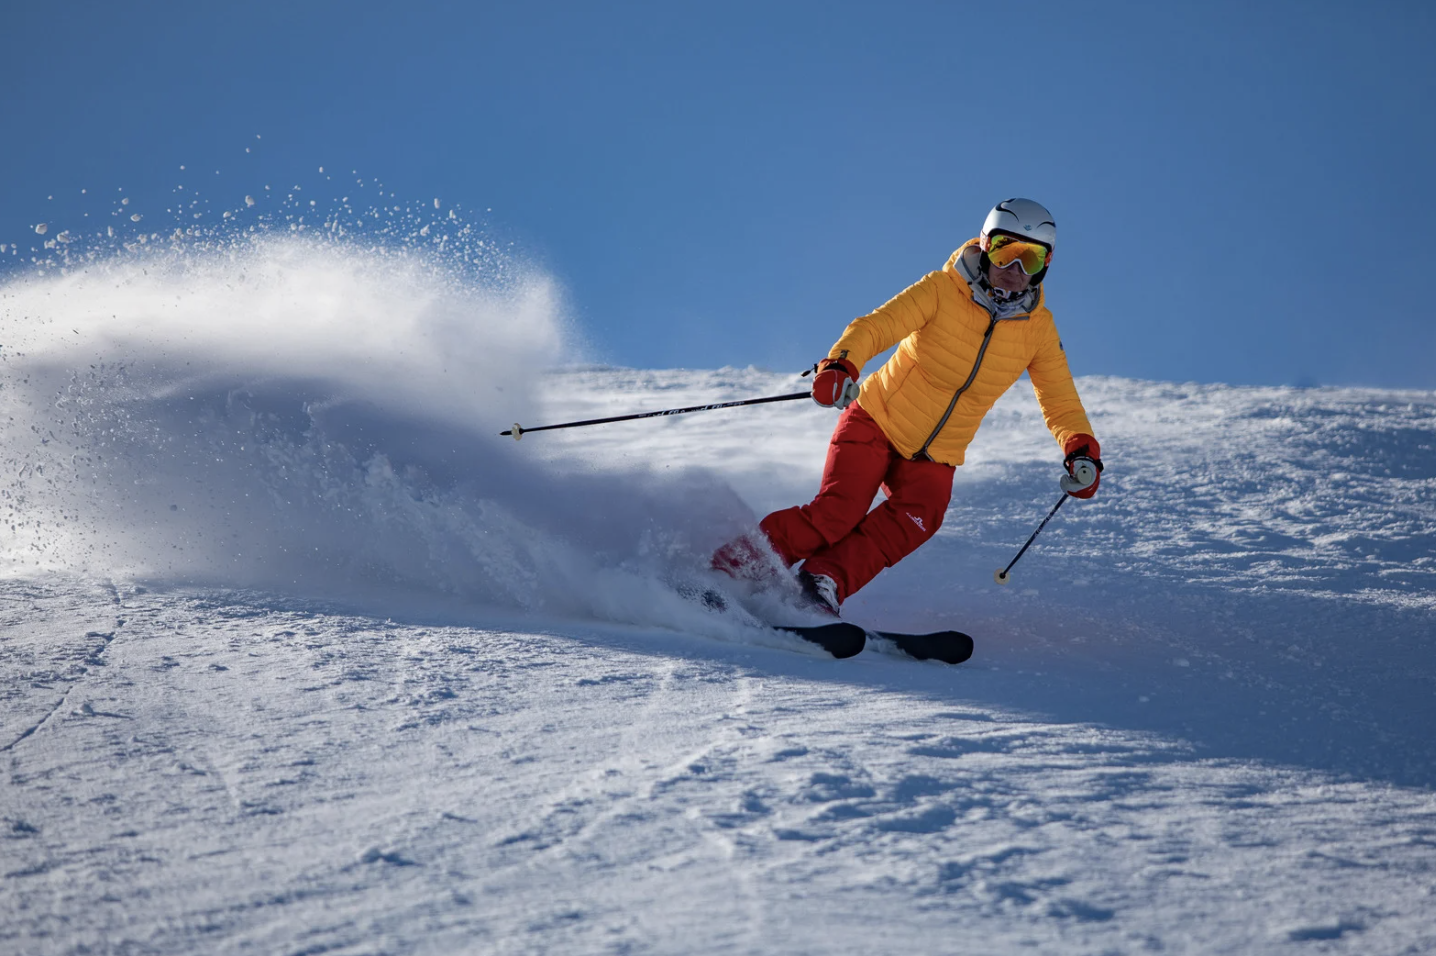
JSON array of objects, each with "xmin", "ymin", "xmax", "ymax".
[
  {"xmin": 1062, "ymin": 433, "xmax": 1103, "ymax": 499},
  {"xmin": 811, "ymin": 357, "xmax": 859, "ymax": 409}
]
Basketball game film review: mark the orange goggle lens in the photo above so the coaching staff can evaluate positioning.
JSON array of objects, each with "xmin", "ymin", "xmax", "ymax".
[{"xmin": 987, "ymin": 234, "xmax": 1050, "ymax": 275}]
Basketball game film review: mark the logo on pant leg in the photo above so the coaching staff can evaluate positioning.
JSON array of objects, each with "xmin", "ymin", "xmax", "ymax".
[{"xmin": 906, "ymin": 512, "xmax": 926, "ymax": 532}]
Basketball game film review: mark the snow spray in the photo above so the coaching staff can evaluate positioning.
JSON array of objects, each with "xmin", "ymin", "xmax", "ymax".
[{"xmin": 0, "ymin": 191, "xmax": 755, "ymax": 633}]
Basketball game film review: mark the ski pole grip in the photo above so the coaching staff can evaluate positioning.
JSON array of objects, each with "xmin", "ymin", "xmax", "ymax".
[{"xmin": 1060, "ymin": 457, "xmax": 1098, "ymax": 494}]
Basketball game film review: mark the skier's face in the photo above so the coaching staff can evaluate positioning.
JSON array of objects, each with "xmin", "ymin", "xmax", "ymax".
[
  {"xmin": 987, "ymin": 257, "xmax": 1034, "ymax": 294},
  {"xmin": 981, "ymin": 234, "xmax": 1051, "ymax": 295}
]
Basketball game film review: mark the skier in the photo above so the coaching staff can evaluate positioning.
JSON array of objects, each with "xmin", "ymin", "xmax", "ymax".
[{"xmin": 713, "ymin": 198, "xmax": 1102, "ymax": 615}]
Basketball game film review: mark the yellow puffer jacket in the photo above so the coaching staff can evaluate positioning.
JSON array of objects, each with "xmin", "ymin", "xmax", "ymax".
[{"xmin": 830, "ymin": 238, "xmax": 1094, "ymax": 466}]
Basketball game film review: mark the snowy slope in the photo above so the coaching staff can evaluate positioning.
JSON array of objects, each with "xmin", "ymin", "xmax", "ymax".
[{"xmin": 2, "ymin": 238, "xmax": 1434, "ymax": 955}]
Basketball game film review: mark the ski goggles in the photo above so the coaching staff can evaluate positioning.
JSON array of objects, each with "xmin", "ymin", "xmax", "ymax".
[{"xmin": 986, "ymin": 234, "xmax": 1050, "ymax": 275}]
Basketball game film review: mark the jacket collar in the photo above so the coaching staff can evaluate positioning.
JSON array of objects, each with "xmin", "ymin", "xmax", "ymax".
[{"xmin": 946, "ymin": 238, "xmax": 1043, "ymax": 319}]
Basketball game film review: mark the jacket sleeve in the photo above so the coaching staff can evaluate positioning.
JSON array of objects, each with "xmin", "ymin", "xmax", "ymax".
[
  {"xmin": 826, "ymin": 271, "xmax": 943, "ymax": 372},
  {"xmin": 1028, "ymin": 317, "xmax": 1095, "ymax": 450}
]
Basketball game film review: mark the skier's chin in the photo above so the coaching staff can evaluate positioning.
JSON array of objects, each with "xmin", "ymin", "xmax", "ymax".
[{"xmin": 988, "ymin": 269, "xmax": 1030, "ymax": 295}]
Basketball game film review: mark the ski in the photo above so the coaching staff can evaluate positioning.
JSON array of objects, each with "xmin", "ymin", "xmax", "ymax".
[
  {"xmin": 774, "ymin": 622, "xmax": 867, "ymax": 659},
  {"xmin": 672, "ymin": 582, "xmax": 866, "ymax": 658},
  {"xmin": 869, "ymin": 630, "xmax": 974, "ymax": 665},
  {"xmin": 673, "ymin": 581, "xmax": 960, "ymax": 662}
]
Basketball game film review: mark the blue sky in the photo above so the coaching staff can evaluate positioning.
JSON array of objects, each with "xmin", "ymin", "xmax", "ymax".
[{"xmin": 3, "ymin": 1, "xmax": 1433, "ymax": 388}]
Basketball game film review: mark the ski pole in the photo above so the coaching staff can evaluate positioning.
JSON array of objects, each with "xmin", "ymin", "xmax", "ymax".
[
  {"xmin": 502, "ymin": 391, "xmax": 809, "ymax": 440},
  {"xmin": 993, "ymin": 458, "xmax": 1098, "ymax": 584},
  {"xmin": 993, "ymin": 494, "xmax": 1068, "ymax": 585}
]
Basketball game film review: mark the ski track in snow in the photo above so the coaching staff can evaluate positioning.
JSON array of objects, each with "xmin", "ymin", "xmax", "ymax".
[
  {"xmin": 3, "ymin": 583, "xmax": 1434, "ymax": 955},
  {"xmin": 2, "ymin": 250, "xmax": 1435, "ymax": 954}
]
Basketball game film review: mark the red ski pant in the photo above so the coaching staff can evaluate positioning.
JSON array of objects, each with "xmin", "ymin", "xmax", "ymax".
[{"xmin": 758, "ymin": 403, "xmax": 954, "ymax": 601}]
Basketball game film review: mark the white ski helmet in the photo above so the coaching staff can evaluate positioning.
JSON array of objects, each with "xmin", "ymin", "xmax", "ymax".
[{"xmin": 981, "ymin": 198, "xmax": 1056, "ymax": 250}]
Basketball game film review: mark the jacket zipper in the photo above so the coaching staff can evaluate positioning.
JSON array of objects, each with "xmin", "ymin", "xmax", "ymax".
[{"xmin": 915, "ymin": 314, "xmax": 1000, "ymax": 460}]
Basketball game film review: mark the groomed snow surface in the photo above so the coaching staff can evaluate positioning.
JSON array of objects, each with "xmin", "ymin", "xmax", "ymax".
[{"xmin": 2, "ymin": 242, "xmax": 1434, "ymax": 955}]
